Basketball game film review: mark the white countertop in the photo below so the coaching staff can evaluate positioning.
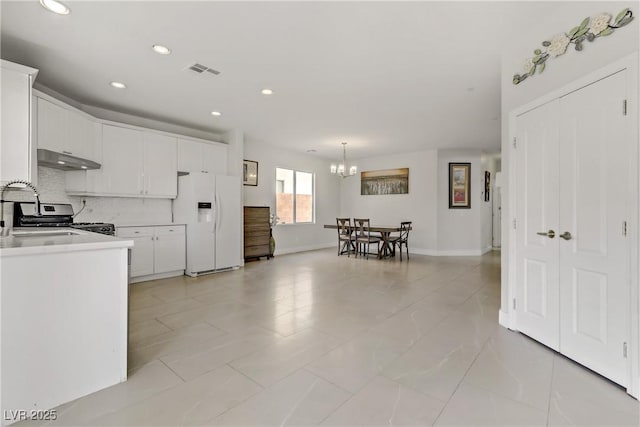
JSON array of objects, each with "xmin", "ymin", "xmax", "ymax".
[
  {"xmin": 0, "ymin": 228, "xmax": 133, "ymax": 257},
  {"xmin": 115, "ymin": 223, "xmax": 186, "ymax": 228}
]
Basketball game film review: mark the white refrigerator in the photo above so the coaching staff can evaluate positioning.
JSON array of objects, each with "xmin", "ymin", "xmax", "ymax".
[{"xmin": 173, "ymin": 173, "xmax": 241, "ymax": 276}]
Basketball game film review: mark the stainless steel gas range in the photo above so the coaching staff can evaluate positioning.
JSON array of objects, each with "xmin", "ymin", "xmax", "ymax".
[{"xmin": 13, "ymin": 202, "xmax": 116, "ymax": 236}]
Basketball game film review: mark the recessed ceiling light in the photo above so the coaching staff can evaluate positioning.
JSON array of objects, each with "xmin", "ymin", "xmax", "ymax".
[
  {"xmin": 211, "ymin": 111, "xmax": 222, "ymax": 116},
  {"xmin": 110, "ymin": 81, "xmax": 127, "ymax": 89},
  {"xmin": 152, "ymin": 44, "xmax": 171, "ymax": 55},
  {"xmin": 57, "ymin": 160, "xmax": 66, "ymax": 165},
  {"xmin": 261, "ymin": 89, "xmax": 274, "ymax": 95},
  {"xmin": 81, "ymin": 166, "xmax": 88, "ymax": 169},
  {"xmin": 40, "ymin": 0, "xmax": 70, "ymax": 15}
]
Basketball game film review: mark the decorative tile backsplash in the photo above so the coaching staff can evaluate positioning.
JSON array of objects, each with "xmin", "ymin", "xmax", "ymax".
[
  {"xmin": 69, "ymin": 195, "xmax": 172, "ymax": 225},
  {"xmin": 4, "ymin": 167, "xmax": 172, "ymax": 225}
]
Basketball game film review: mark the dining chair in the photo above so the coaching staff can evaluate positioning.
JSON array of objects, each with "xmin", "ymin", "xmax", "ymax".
[
  {"xmin": 391, "ymin": 221, "xmax": 412, "ymax": 261},
  {"xmin": 336, "ymin": 217, "xmax": 355, "ymax": 257},
  {"xmin": 353, "ymin": 218, "xmax": 381, "ymax": 259}
]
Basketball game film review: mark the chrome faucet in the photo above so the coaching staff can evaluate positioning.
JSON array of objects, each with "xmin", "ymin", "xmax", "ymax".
[{"xmin": 0, "ymin": 180, "xmax": 41, "ymax": 236}]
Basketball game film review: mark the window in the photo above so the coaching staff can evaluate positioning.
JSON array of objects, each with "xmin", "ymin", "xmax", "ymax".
[{"xmin": 275, "ymin": 168, "xmax": 314, "ymax": 224}]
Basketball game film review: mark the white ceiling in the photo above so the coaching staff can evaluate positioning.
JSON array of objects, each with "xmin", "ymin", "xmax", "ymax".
[{"xmin": 1, "ymin": 1, "xmax": 546, "ymax": 159}]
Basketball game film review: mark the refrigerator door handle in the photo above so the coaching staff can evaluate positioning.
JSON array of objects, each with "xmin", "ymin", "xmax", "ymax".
[
  {"xmin": 212, "ymin": 193, "xmax": 216, "ymax": 234},
  {"xmin": 215, "ymin": 193, "xmax": 221, "ymax": 232}
]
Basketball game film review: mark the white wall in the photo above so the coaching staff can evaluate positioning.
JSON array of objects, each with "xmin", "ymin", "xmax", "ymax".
[
  {"xmin": 340, "ymin": 149, "xmax": 438, "ymax": 254},
  {"xmin": 243, "ymin": 140, "xmax": 340, "ymax": 255},
  {"xmin": 339, "ymin": 148, "xmax": 495, "ymax": 256},
  {"xmin": 436, "ymin": 149, "xmax": 492, "ymax": 255},
  {"xmin": 500, "ymin": 1, "xmax": 639, "ymax": 319}
]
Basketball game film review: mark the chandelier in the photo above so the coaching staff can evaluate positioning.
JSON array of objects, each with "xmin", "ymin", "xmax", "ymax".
[{"xmin": 330, "ymin": 142, "xmax": 357, "ymax": 178}]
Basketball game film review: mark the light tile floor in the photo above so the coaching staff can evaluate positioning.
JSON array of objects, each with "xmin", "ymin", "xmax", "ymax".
[{"xmin": 21, "ymin": 250, "xmax": 639, "ymax": 426}]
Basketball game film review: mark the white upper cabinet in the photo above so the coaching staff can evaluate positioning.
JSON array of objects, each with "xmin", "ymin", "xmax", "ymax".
[
  {"xmin": 203, "ymin": 143, "xmax": 227, "ymax": 175},
  {"xmin": 99, "ymin": 124, "xmax": 177, "ymax": 198},
  {"xmin": 177, "ymin": 138, "xmax": 227, "ymax": 175},
  {"xmin": 143, "ymin": 132, "xmax": 177, "ymax": 197},
  {"xmin": 1, "ymin": 60, "xmax": 38, "ymax": 184},
  {"xmin": 36, "ymin": 97, "xmax": 98, "ymax": 161},
  {"xmin": 37, "ymin": 98, "xmax": 65, "ymax": 153},
  {"xmin": 177, "ymin": 138, "xmax": 201, "ymax": 173},
  {"xmin": 102, "ymin": 125, "xmax": 145, "ymax": 196}
]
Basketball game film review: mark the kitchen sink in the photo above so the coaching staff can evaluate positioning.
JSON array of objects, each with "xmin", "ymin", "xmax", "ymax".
[{"xmin": 11, "ymin": 230, "xmax": 83, "ymax": 238}]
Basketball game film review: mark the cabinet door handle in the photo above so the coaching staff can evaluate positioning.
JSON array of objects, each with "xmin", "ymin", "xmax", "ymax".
[
  {"xmin": 536, "ymin": 230, "xmax": 555, "ymax": 238},
  {"xmin": 560, "ymin": 231, "xmax": 572, "ymax": 241}
]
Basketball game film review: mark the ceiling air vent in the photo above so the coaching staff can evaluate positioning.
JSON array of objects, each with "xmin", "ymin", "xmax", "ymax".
[{"xmin": 187, "ymin": 63, "xmax": 220, "ymax": 76}]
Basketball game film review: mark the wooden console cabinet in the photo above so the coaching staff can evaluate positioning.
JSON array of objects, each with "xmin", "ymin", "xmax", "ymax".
[{"xmin": 244, "ymin": 206, "xmax": 271, "ymax": 260}]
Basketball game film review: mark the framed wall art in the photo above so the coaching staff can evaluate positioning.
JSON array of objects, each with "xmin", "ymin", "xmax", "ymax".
[
  {"xmin": 449, "ymin": 163, "xmax": 471, "ymax": 209},
  {"xmin": 361, "ymin": 168, "xmax": 409, "ymax": 195},
  {"xmin": 484, "ymin": 171, "xmax": 491, "ymax": 202},
  {"xmin": 243, "ymin": 160, "xmax": 258, "ymax": 186}
]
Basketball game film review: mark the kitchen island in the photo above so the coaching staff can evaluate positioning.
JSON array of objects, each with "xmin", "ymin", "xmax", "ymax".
[{"xmin": 0, "ymin": 229, "xmax": 132, "ymax": 425}]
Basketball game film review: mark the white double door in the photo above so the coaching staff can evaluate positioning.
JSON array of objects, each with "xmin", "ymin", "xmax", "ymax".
[{"xmin": 515, "ymin": 70, "xmax": 630, "ymax": 386}]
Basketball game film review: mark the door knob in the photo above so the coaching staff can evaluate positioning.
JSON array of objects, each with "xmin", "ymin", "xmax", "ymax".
[
  {"xmin": 560, "ymin": 231, "xmax": 572, "ymax": 240},
  {"xmin": 536, "ymin": 230, "xmax": 555, "ymax": 238}
]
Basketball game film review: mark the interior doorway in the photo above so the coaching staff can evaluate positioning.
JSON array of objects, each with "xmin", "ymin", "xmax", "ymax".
[{"xmin": 492, "ymin": 171, "xmax": 502, "ymax": 248}]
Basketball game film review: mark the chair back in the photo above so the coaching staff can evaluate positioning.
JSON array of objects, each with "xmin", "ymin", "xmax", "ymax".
[
  {"xmin": 353, "ymin": 218, "xmax": 370, "ymax": 237},
  {"xmin": 399, "ymin": 221, "xmax": 412, "ymax": 241},
  {"xmin": 336, "ymin": 218, "xmax": 352, "ymax": 237}
]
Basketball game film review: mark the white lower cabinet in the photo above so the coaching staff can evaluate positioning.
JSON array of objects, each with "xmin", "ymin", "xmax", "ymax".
[{"xmin": 117, "ymin": 225, "xmax": 185, "ymax": 282}]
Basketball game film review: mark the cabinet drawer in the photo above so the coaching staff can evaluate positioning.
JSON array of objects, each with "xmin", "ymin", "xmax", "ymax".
[
  {"xmin": 244, "ymin": 208, "xmax": 269, "ymax": 220},
  {"xmin": 244, "ymin": 224, "xmax": 270, "ymax": 233},
  {"xmin": 245, "ymin": 245, "xmax": 270, "ymax": 258},
  {"xmin": 155, "ymin": 225, "xmax": 185, "ymax": 235},
  {"xmin": 117, "ymin": 226, "xmax": 154, "ymax": 238},
  {"xmin": 245, "ymin": 235, "xmax": 270, "ymax": 246}
]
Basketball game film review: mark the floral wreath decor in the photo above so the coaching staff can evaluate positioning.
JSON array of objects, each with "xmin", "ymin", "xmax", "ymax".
[{"xmin": 513, "ymin": 8, "xmax": 634, "ymax": 85}]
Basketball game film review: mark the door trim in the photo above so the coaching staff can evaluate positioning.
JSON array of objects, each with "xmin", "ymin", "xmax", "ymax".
[{"xmin": 505, "ymin": 52, "xmax": 639, "ymax": 398}]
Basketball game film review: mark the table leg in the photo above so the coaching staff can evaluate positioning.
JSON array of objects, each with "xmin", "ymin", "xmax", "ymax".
[{"xmin": 378, "ymin": 231, "xmax": 393, "ymax": 259}]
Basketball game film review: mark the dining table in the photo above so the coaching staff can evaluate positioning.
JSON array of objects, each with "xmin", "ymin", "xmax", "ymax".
[{"xmin": 324, "ymin": 224, "xmax": 411, "ymax": 259}]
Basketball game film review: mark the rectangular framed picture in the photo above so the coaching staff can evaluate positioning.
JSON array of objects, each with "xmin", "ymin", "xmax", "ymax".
[
  {"xmin": 361, "ymin": 168, "xmax": 409, "ymax": 195},
  {"xmin": 484, "ymin": 170, "xmax": 491, "ymax": 202},
  {"xmin": 449, "ymin": 163, "xmax": 471, "ymax": 208},
  {"xmin": 243, "ymin": 160, "xmax": 258, "ymax": 186}
]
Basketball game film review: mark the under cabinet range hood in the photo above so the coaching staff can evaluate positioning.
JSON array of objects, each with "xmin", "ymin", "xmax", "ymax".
[{"xmin": 37, "ymin": 149, "xmax": 101, "ymax": 171}]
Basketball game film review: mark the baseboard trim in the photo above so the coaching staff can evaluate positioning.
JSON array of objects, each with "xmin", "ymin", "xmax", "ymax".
[
  {"xmin": 431, "ymin": 248, "xmax": 493, "ymax": 256},
  {"xmin": 499, "ymin": 309, "xmax": 517, "ymax": 330},
  {"xmin": 275, "ymin": 243, "xmax": 335, "ymax": 256},
  {"xmin": 630, "ymin": 378, "xmax": 640, "ymax": 399},
  {"xmin": 129, "ymin": 270, "xmax": 184, "ymax": 284},
  {"xmin": 407, "ymin": 248, "xmax": 440, "ymax": 256},
  {"xmin": 274, "ymin": 245, "xmax": 494, "ymax": 257},
  {"xmin": 498, "ymin": 309, "xmax": 509, "ymax": 328}
]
